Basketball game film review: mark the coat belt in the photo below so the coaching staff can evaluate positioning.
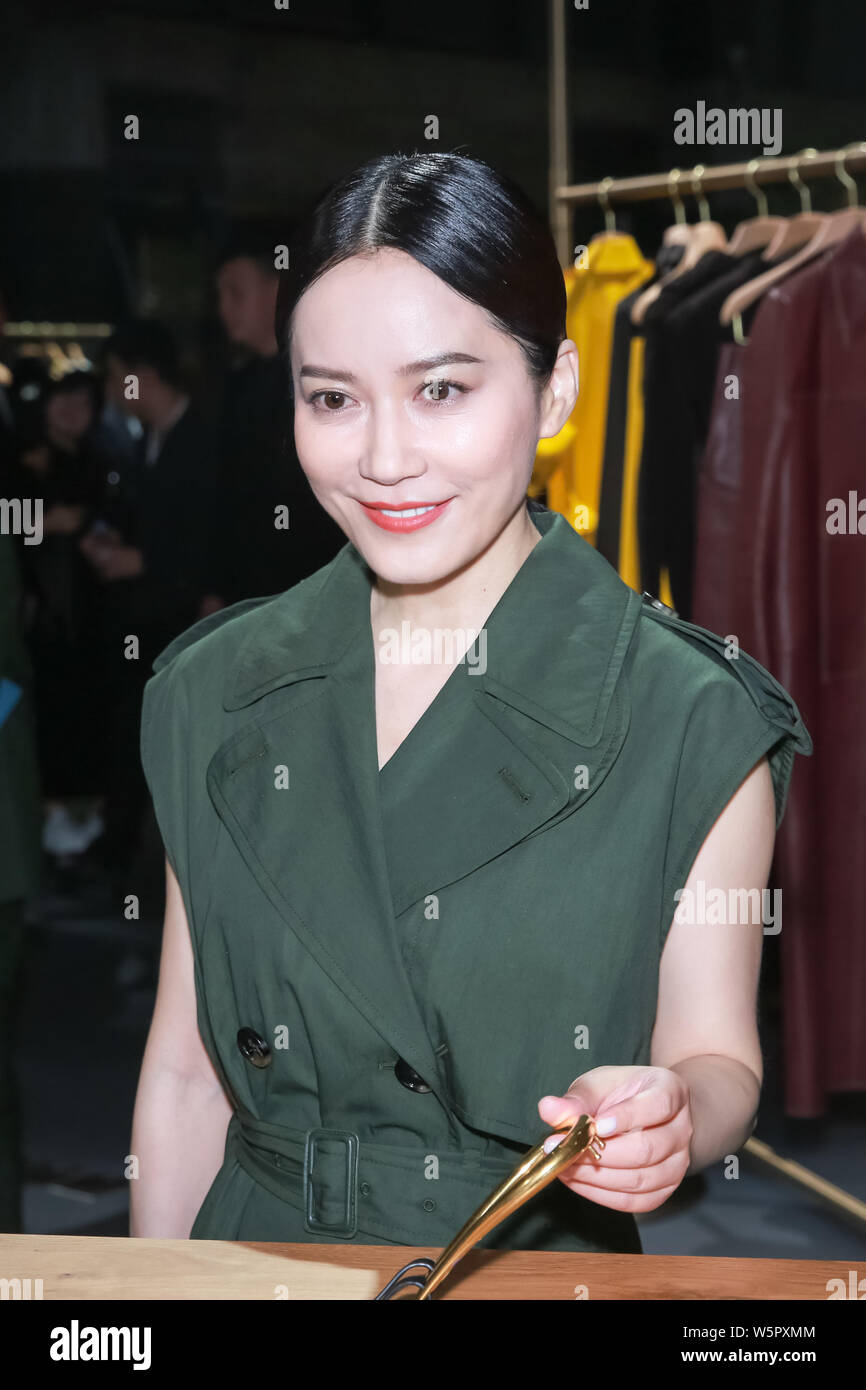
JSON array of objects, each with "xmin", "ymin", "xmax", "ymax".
[{"xmin": 227, "ymin": 1110, "xmax": 521, "ymax": 1247}]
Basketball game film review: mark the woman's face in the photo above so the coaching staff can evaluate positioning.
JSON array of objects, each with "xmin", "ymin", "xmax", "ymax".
[{"xmin": 290, "ymin": 248, "xmax": 561, "ymax": 586}]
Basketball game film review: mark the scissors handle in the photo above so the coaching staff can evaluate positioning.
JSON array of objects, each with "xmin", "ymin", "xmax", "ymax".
[{"xmin": 375, "ymin": 1113, "xmax": 605, "ymax": 1300}]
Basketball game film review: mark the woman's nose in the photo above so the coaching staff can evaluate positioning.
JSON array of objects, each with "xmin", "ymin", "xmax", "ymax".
[{"xmin": 359, "ymin": 402, "xmax": 423, "ymax": 483}]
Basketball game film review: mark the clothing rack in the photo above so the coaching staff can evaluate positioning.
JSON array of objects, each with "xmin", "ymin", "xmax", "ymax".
[
  {"xmin": 544, "ymin": 0, "xmax": 866, "ymax": 1228},
  {"xmin": 555, "ymin": 146, "xmax": 866, "ymax": 212},
  {"xmin": 546, "ymin": 3, "xmax": 866, "ymax": 257}
]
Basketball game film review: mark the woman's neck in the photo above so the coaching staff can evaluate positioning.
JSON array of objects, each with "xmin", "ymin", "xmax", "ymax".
[{"xmin": 369, "ymin": 503, "xmax": 542, "ymax": 640}]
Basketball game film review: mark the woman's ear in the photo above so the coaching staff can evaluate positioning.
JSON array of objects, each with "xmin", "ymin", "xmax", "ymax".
[{"xmin": 538, "ymin": 339, "xmax": 579, "ymax": 439}]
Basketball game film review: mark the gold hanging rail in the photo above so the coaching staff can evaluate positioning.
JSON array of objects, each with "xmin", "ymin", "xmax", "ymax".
[{"xmin": 556, "ymin": 144, "xmax": 866, "ymax": 207}]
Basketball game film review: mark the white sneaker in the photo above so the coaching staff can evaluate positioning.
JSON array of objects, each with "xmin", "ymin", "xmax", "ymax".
[{"xmin": 43, "ymin": 805, "xmax": 104, "ymax": 855}]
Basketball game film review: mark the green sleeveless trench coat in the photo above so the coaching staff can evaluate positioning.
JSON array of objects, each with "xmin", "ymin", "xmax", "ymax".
[{"xmin": 140, "ymin": 508, "xmax": 811, "ymax": 1253}]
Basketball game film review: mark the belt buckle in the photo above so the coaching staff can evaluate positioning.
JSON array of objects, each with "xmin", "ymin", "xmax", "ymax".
[{"xmin": 303, "ymin": 1128, "xmax": 359, "ymax": 1238}]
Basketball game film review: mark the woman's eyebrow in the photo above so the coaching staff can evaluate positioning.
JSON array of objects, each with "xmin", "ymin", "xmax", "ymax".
[
  {"xmin": 396, "ymin": 352, "xmax": 484, "ymax": 376},
  {"xmin": 299, "ymin": 364, "xmax": 358, "ymax": 382},
  {"xmin": 298, "ymin": 352, "xmax": 483, "ymax": 384}
]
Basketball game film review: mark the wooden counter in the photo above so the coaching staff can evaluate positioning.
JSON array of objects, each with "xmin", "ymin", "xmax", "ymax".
[{"xmin": 2, "ymin": 1234, "xmax": 862, "ymax": 1299}]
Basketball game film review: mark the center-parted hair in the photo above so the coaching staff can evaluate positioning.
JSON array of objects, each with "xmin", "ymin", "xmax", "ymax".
[{"xmin": 275, "ymin": 152, "xmax": 566, "ymax": 398}]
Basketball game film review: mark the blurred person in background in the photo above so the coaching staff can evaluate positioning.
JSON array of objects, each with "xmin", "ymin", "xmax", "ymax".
[
  {"xmin": 5, "ymin": 371, "xmax": 109, "ymax": 873},
  {"xmin": 200, "ymin": 237, "xmax": 343, "ymax": 614},
  {"xmin": 0, "ymin": 532, "xmax": 42, "ymax": 1231},
  {"xmin": 78, "ymin": 320, "xmax": 215, "ymax": 884},
  {"xmin": 0, "ymin": 289, "xmax": 15, "ymax": 476}
]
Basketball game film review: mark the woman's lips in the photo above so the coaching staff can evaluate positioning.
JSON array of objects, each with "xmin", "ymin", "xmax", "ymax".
[{"xmin": 358, "ymin": 498, "xmax": 453, "ymax": 532}]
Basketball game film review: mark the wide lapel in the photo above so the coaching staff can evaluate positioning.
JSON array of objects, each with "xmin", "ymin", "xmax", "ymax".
[
  {"xmin": 378, "ymin": 511, "xmax": 642, "ymax": 916},
  {"xmin": 206, "ymin": 544, "xmax": 446, "ymax": 1097}
]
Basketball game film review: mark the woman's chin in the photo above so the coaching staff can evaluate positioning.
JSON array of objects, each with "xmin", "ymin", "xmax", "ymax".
[{"xmin": 354, "ymin": 534, "xmax": 466, "ymax": 587}]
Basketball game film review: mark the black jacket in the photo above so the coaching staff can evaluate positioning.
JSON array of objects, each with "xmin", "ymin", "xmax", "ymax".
[
  {"xmin": 209, "ymin": 354, "xmax": 343, "ymax": 603},
  {"xmin": 102, "ymin": 402, "xmax": 216, "ymax": 636}
]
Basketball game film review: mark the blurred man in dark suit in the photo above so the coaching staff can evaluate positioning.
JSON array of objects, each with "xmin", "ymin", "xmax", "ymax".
[
  {"xmin": 79, "ymin": 320, "xmax": 215, "ymax": 879},
  {"xmin": 200, "ymin": 239, "xmax": 343, "ymax": 614}
]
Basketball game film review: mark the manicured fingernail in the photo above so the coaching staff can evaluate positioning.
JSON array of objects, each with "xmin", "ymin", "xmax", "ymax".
[
  {"xmin": 543, "ymin": 1133, "xmax": 565, "ymax": 1154},
  {"xmin": 596, "ymin": 1115, "xmax": 617, "ymax": 1136}
]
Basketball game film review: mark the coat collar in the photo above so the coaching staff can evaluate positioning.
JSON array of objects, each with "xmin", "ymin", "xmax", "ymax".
[{"xmin": 223, "ymin": 506, "xmax": 642, "ymax": 747}]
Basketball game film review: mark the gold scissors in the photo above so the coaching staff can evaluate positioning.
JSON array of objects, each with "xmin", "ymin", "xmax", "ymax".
[{"xmin": 374, "ymin": 1113, "xmax": 605, "ymax": 1299}]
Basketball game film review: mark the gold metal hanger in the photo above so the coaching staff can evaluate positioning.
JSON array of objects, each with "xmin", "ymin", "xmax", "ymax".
[
  {"xmin": 668, "ymin": 165, "xmax": 687, "ymax": 225},
  {"xmin": 837, "ymin": 140, "xmax": 866, "ymax": 207},
  {"xmin": 747, "ymin": 156, "xmax": 769, "ymax": 217},
  {"xmin": 690, "ymin": 163, "xmax": 711, "ymax": 223},
  {"xmin": 677, "ymin": 163, "xmax": 728, "ymax": 258},
  {"xmin": 791, "ymin": 146, "xmax": 817, "ymax": 212},
  {"xmin": 599, "ymin": 175, "xmax": 616, "ymax": 233},
  {"xmin": 726, "ymin": 157, "xmax": 785, "ymax": 256},
  {"xmin": 589, "ymin": 175, "xmax": 620, "ymax": 245},
  {"xmin": 630, "ymin": 168, "xmax": 692, "ymax": 323},
  {"xmin": 761, "ymin": 147, "xmax": 826, "ymax": 259}
]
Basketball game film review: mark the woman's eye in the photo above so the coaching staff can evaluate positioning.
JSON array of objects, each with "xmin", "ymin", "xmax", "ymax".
[
  {"xmin": 421, "ymin": 378, "xmax": 465, "ymax": 404},
  {"xmin": 310, "ymin": 390, "xmax": 349, "ymax": 411}
]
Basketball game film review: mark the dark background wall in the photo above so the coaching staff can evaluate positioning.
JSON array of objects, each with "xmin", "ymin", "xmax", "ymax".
[{"xmin": 1, "ymin": 0, "xmax": 864, "ymax": 346}]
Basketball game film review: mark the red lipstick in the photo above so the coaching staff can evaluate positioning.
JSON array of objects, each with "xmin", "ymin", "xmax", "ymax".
[{"xmin": 359, "ymin": 499, "xmax": 453, "ymax": 532}]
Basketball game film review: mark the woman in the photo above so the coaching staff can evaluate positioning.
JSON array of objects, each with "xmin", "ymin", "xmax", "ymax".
[{"xmin": 131, "ymin": 153, "xmax": 811, "ymax": 1255}]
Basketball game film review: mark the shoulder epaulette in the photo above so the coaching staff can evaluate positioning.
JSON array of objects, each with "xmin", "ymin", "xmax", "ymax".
[{"xmin": 638, "ymin": 592, "xmax": 812, "ymax": 754}]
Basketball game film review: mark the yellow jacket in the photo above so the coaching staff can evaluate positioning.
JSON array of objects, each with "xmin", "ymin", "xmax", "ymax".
[{"xmin": 532, "ymin": 235, "xmax": 653, "ymax": 546}]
